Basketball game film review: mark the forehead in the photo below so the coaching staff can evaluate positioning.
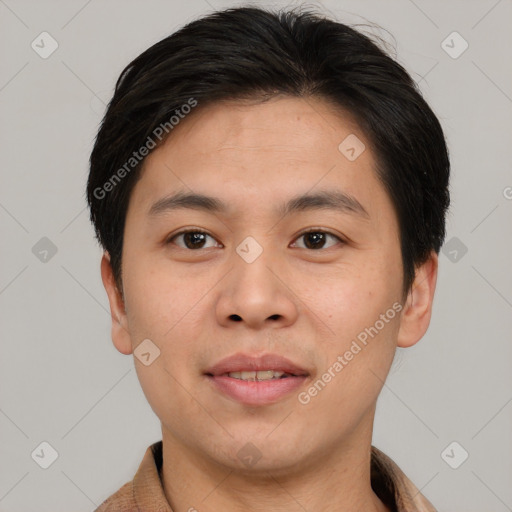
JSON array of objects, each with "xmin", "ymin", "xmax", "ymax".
[
  {"xmin": 129, "ymin": 96, "xmax": 391, "ymax": 224},
  {"xmin": 160, "ymin": 95, "xmax": 364, "ymax": 161}
]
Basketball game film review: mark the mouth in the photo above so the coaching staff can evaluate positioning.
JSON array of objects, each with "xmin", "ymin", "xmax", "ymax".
[
  {"xmin": 204, "ymin": 353, "xmax": 310, "ymax": 406},
  {"xmin": 217, "ymin": 370, "xmax": 298, "ymax": 381}
]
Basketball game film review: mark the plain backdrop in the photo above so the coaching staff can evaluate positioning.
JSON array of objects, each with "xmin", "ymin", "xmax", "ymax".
[{"xmin": 1, "ymin": 0, "xmax": 511, "ymax": 510}]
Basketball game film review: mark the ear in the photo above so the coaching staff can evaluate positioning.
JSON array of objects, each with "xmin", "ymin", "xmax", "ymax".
[
  {"xmin": 100, "ymin": 252, "xmax": 133, "ymax": 355},
  {"xmin": 397, "ymin": 251, "xmax": 438, "ymax": 348}
]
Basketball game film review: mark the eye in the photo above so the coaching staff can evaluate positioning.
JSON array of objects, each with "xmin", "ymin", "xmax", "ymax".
[
  {"xmin": 166, "ymin": 229, "xmax": 222, "ymax": 250},
  {"xmin": 166, "ymin": 228, "xmax": 344, "ymax": 251},
  {"xmin": 291, "ymin": 229, "xmax": 344, "ymax": 250}
]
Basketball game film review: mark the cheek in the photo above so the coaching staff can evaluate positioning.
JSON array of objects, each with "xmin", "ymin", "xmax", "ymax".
[
  {"xmin": 121, "ymin": 255, "xmax": 209, "ymax": 385},
  {"xmin": 121, "ymin": 260, "xmax": 205, "ymax": 423},
  {"xmin": 300, "ymin": 308, "xmax": 400, "ymax": 427},
  {"xmin": 303, "ymin": 253, "xmax": 402, "ymax": 402},
  {"xmin": 305, "ymin": 257, "xmax": 399, "ymax": 339},
  {"xmin": 122, "ymin": 255, "xmax": 198, "ymax": 341}
]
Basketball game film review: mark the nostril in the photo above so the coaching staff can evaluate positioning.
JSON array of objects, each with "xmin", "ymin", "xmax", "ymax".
[{"xmin": 229, "ymin": 314, "xmax": 242, "ymax": 321}]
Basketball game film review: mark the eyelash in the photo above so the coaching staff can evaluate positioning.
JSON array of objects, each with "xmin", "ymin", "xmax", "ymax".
[{"xmin": 165, "ymin": 228, "xmax": 345, "ymax": 250}]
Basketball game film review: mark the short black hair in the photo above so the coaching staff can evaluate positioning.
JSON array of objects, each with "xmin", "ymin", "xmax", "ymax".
[{"xmin": 87, "ymin": 5, "xmax": 450, "ymax": 299}]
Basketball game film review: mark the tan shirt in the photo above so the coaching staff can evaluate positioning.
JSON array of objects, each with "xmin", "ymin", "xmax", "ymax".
[{"xmin": 95, "ymin": 441, "xmax": 436, "ymax": 511}]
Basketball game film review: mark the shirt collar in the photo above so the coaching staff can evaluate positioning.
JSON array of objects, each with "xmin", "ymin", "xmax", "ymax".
[{"xmin": 127, "ymin": 441, "xmax": 437, "ymax": 511}]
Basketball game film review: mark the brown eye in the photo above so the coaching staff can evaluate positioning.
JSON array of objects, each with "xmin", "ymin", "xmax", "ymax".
[
  {"xmin": 167, "ymin": 230, "xmax": 220, "ymax": 250},
  {"xmin": 293, "ymin": 230, "xmax": 343, "ymax": 250}
]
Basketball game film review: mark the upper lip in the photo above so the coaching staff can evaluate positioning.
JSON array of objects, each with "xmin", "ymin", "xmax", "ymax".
[{"xmin": 205, "ymin": 353, "xmax": 310, "ymax": 377}]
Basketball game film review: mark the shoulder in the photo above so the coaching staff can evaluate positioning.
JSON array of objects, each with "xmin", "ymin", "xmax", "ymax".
[
  {"xmin": 93, "ymin": 441, "xmax": 166, "ymax": 511},
  {"xmin": 371, "ymin": 446, "xmax": 437, "ymax": 512},
  {"xmin": 94, "ymin": 481, "xmax": 136, "ymax": 512}
]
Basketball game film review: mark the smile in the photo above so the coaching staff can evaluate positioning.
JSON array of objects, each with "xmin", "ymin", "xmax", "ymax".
[{"xmin": 224, "ymin": 370, "xmax": 291, "ymax": 381}]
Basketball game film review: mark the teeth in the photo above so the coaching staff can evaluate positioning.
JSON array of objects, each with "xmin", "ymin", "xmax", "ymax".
[{"xmin": 227, "ymin": 370, "xmax": 287, "ymax": 381}]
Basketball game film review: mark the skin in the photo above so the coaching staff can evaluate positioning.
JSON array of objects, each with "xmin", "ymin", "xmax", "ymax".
[{"xmin": 101, "ymin": 96, "xmax": 438, "ymax": 512}]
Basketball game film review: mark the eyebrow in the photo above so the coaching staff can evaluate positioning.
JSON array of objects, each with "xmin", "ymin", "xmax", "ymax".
[{"xmin": 148, "ymin": 189, "xmax": 370, "ymax": 220}]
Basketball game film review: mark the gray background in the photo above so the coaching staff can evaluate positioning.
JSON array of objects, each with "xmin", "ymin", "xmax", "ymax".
[{"xmin": 1, "ymin": 0, "xmax": 511, "ymax": 510}]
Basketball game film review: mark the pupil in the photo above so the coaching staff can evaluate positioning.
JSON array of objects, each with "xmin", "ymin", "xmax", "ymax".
[
  {"xmin": 305, "ymin": 232, "xmax": 325, "ymax": 249},
  {"xmin": 185, "ymin": 232, "xmax": 206, "ymax": 249},
  {"xmin": 183, "ymin": 232, "xmax": 326, "ymax": 250}
]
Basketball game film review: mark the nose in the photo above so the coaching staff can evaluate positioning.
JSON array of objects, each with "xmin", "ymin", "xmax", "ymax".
[{"xmin": 215, "ymin": 245, "xmax": 299, "ymax": 330}]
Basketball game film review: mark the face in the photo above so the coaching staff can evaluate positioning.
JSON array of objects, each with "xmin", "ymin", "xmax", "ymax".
[{"xmin": 102, "ymin": 96, "xmax": 437, "ymax": 474}]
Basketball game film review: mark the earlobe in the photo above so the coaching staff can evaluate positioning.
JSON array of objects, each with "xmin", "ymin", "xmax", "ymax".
[
  {"xmin": 100, "ymin": 252, "xmax": 133, "ymax": 355},
  {"xmin": 397, "ymin": 251, "xmax": 438, "ymax": 348}
]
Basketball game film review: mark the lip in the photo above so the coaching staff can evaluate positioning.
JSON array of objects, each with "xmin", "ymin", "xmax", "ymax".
[
  {"xmin": 205, "ymin": 353, "xmax": 309, "ymax": 377},
  {"xmin": 204, "ymin": 353, "xmax": 310, "ymax": 406}
]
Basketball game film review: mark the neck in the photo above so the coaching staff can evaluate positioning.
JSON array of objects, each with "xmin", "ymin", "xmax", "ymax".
[{"xmin": 160, "ymin": 413, "xmax": 390, "ymax": 512}]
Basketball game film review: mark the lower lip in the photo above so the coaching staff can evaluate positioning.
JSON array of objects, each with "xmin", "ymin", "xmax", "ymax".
[{"xmin": 206, "ymin": 375, "xmax": 307, "ymax": 406}]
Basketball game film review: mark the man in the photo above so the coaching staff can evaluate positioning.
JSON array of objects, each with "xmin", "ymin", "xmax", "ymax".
[{"xmin": 87, "ymin": 6, "xmax": 449, "ymax": 511}]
